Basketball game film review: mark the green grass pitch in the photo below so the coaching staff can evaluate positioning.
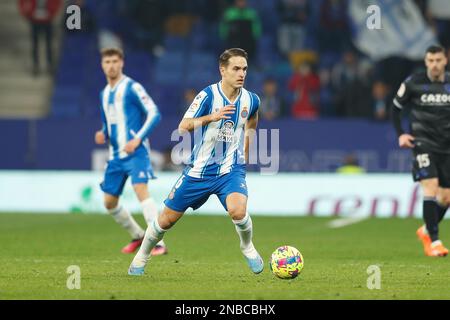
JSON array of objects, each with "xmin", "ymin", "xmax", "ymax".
[{"xmin": 0, "ymin": 213, "xmax": 449, "ymax": 300}]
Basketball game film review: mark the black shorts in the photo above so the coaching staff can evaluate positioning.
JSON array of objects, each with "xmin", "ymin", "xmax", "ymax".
[{"xmin": 412, "ymin": 146, "xmax": 450, "ymax": 188}]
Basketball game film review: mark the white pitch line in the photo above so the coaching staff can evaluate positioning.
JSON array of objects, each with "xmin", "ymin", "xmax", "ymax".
[{"xmin": 328, "ymin": 216, "xmax": 368, "ymax": 229}]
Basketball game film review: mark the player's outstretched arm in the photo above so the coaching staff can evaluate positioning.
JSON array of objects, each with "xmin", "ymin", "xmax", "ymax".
[{"xmin": 178, "ymin": 105, "xmax": 236, "ymax": 133}]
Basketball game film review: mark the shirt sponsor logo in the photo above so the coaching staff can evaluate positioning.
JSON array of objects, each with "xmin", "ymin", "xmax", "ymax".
[
  {"xmin": 420, "ymin": 94, "xmax": 450, "ymax": 104},
  {"xmin": 108, "ymin": 104, "xmax": 118, "ymax": 124},
  {"xmin": 187, "ymin": 93, "xmax": 206, "ymax": 113},
  {"xmin": 188, "ymin": 102, "xmax": 199, "ymax": 113},
  {"xmin": 217, "ymin": 121, "xmax": 235, "ymax": 143}
]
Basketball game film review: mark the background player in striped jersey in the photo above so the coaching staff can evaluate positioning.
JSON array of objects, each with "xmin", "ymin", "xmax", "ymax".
[
  {"xmin": 128, "ymin": 48, "xmax": 264, "ymax": 275},
  {"xmin": 95, "ymin": 48, "xmax": 167, "ymax": 255}
]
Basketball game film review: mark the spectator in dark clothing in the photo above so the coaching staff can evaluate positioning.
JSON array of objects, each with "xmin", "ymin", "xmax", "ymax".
[
  {"xmin": 317, "ymin": 0, "xmax": 350, "ymax": 53},
  {"xmin": 277, "ymin": 0, "xmax": 310, "ymax": 56},
  {"xmin": 196, "ymin": 0, "xmax": 229, "ymax": 25},
  {"xmin": 260, "ymin": 78, "xmax": 286, "ymax": 120},
  {"xmin": 219, "ymin": 0, "xmax": 262, "ymax": 62},
  {"xmin": 371, "ymin": 81, "xmax": 390, "ymax": 121},
  {"xmin": 128, "ymin": 0, "xmax": 169, "ymax": 55},
  {"xmin": 330, "ymin": 50, "xmax": 360, "ymax": 93},
  {"xmin": 331, "ymin": 48, "xmax": 375, "ymax": 118},
  {"xmin": 19, "ymin": 0, "xmax": 62, "ymax": 76},
  {"xmin": 335, "ymin": 77, "xmax": 372, "ymax": 118},
  {"xmin": 330, "ymin": 49, "xmax": 373, "ymax": 94}
]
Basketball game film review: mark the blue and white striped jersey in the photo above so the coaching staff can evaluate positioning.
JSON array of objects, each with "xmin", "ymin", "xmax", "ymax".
[
  {"xmin": 100, "ymin": 75, "xmax": 161, "ymax": 160},
  {"xmin": 183, "ymin": 82, "xmax": 260, "ymax": 178}
]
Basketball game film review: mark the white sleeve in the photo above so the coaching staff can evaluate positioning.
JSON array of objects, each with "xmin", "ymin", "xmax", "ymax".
[
  {"xmin": 183, "ymin": 91, "xmax": 210, "ymax": 119},
  {"xmin": 131, "ymin": 83, "xmax": 161, "ymax": 140}
]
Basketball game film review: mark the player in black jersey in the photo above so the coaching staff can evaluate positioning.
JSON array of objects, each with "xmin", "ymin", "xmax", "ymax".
[{"xmin": 392, "ymin": 45, "xmax": 450, "ymax": 257}]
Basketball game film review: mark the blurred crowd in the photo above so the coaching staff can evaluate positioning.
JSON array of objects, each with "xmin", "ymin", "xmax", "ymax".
[{"xmin": 18, "ymin": 0, "xmax": 450, "ymax": 122}]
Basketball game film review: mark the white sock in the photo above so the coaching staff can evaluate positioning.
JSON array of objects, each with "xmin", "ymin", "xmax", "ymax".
[
  {"xmin": 141, "ymin": 198, "xmax": 165, "ymax": 247},
  {"xmin": 108, "ymin": 206, "xmax": 144, "ymax": 240},
  {"xmin": 233, "ymin": 212, "xmax": 258, "ymax": 259},
  {"xmin": 132, "ymin": 219, "xmax": 166, "ymax": 267}
]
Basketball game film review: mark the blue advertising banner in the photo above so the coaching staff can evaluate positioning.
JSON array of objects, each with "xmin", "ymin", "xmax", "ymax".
[{"xmin": 0, "ymin": 118, "xmax": 410, "ymax": 172}]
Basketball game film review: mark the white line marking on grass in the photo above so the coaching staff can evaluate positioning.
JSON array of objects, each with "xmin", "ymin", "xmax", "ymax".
[{"xmin": 328, "ymin": 217, "xmax": 368, "ymax": 229}]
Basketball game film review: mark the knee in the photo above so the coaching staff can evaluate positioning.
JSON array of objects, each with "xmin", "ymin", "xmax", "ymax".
[
  {"xmin": 104, "ymin": 199, "xmax": 119, "ymax": 211},
  {"xmin": 422, "ymin": 182, "xmax": 439, "ymax": 197},
  {"xmin": 439, "ymin": 193, "xmax": 450, "ymax": 207},
  {"xmin": 158, "ymin": 215, "xmax": 173, "ymax": 230},
  {"xmin": 228, "ymin": 205, "xmax": 247, "ymax": 221},
  {"xmin": 158, "ymin": 211, "xmax": 181, "ymax": 230}
]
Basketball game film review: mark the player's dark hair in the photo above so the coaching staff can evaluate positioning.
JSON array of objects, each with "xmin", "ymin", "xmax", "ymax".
[
  {"xmin": 101, "ymin": 47, "xmax": 124, "ymax": 60},
  {"xmin": 219, "ymin": 48, "xmax": 248, "ymax": 67},
  {"xmin": 426, "ymin": 45, "xmax": 445, "ymax": 55}
]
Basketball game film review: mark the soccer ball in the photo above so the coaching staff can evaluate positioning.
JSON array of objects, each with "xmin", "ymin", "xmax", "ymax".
[{"xmin": 269, "ymin": 245, "xmax": 304, "ymax": 279}]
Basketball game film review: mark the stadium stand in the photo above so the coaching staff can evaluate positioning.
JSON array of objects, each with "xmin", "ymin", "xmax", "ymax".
[
  {"xmin": 0, "ymin": 0, "xmax": 54, "ymax": 118},
  {"xmin": 0, "ymin": 0, "xmax": 447, "ymax": 172}
]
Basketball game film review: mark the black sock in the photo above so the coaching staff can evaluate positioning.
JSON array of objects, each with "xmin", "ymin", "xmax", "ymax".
[
  {"xmin": 423, "ymin": 197, "xmax": 439, "ymax": 242},
  {"xmin": 437, "ymin": 203, "xmax": 448, "ymax": 223}
]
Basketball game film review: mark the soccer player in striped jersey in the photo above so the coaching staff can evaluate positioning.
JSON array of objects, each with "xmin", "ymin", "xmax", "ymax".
[
  {"xmin": 95, "ymin": 48, "xmax": 167, "ymax": 256},
  {"xmin": 128, "ymin": 48, "xmax": 264, "ymax": 276}
]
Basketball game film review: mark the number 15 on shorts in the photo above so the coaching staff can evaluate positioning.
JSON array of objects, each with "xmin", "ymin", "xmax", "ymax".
[{"xmin": 417, "ymin": 154, "xmax": 430, "ymax": 168}]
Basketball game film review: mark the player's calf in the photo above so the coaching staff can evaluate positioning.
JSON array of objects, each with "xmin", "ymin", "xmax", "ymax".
[
  {"xmin": 108, "ymin": 205, "xmax": 145, "ymax": 242},
  {"xmin": 158, "ymin": 206, "xmax": 184, "ymax": 230},
  {"xmin": 422, "ymin": 196, "xmax": 440, "ymax": 242}
]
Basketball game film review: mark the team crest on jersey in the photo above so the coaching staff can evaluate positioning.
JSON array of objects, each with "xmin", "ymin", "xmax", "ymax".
[
  {"xmin": 168, "ymin": 189, "xmax": 175, "ymax": 200},
  {"xmin": 217, "ymin": 121, "xmax": 235, "ymax": 143},
  {"xmin": 241, "ymin": 106, "xmax": 249, "ymax": 118}
]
